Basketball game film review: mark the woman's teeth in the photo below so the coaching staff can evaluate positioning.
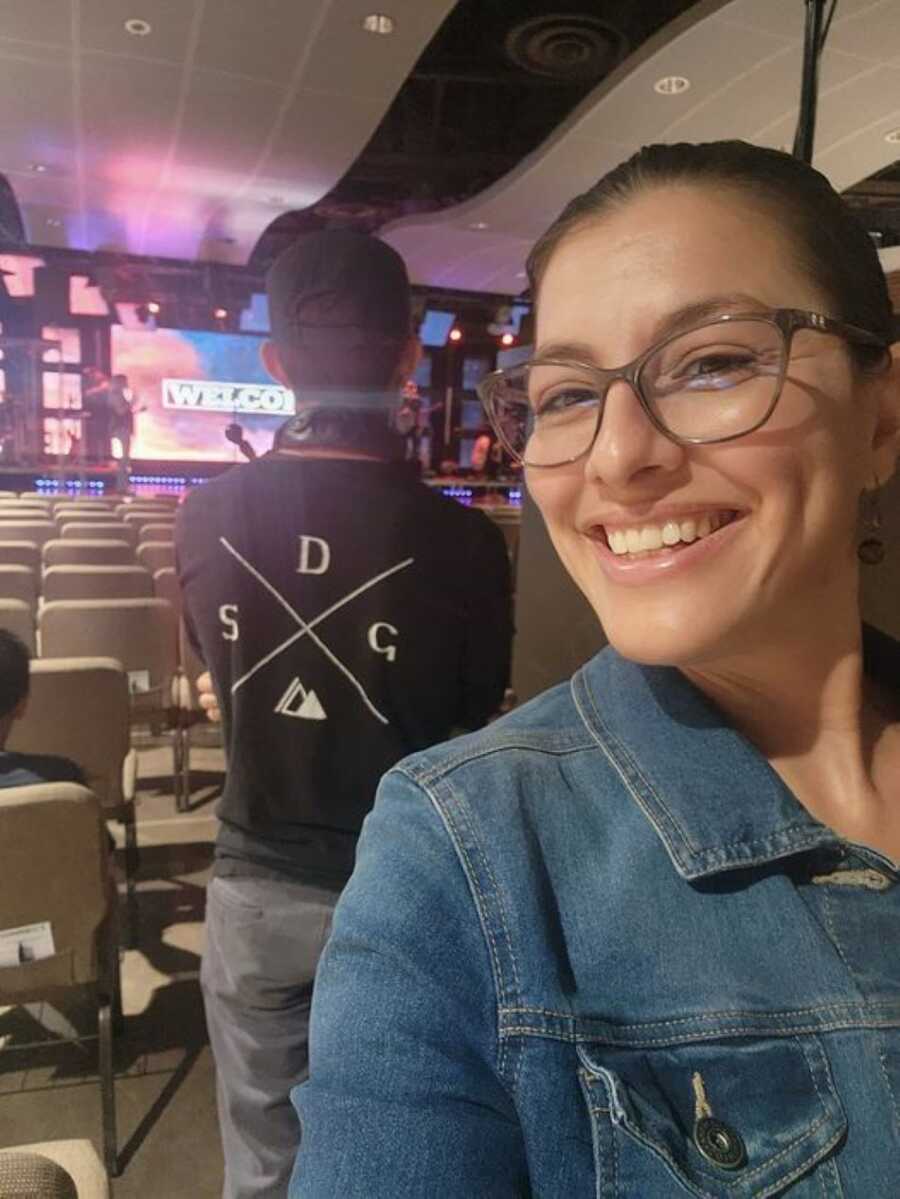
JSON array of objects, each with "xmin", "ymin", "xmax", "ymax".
[{"xmin": 605, "ymin": 512, "xmax": 734, "ymax": 556}]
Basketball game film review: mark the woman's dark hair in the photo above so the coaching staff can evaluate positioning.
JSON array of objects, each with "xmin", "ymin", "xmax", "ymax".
[
  {"xmin": 0, "ymin": 628, "xmax": 30, "ymax": 721},
  {"xmin": 527, "ymin": 140, "xmax": 894, "ymax": 366}
]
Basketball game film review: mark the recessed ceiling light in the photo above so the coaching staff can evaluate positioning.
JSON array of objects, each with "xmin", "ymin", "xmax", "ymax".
[
  {"xmin": 654, "ymin": 75, "xmax": 690, "ymax": 96},
  {"xmin": 45, "ymin": 217, "xmax": 63, "ymax": 228},
  {"xmin": 469, "ymin": 221, "xmax": 489, "ymax": 230},
  {"xmin": 125, "ymin": 18, "xmax": 152, "ymax": 36},
  {"xmin": 362, "ymin": 14, "xmax": 394, "ymax": 35},
  {"xmin": 885, "ymin": 128, "xmax": 900, "ymax": 144},
  {"xmin": 516, "ymin": 270, "xmax": 527, "ymax": 278},
  {"xmin": 29, "ymin": 162, "xmax": 49, "ymax": 173}
]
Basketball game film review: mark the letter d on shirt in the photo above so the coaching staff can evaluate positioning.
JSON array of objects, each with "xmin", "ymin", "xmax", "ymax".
[{"xmin": 297, "ymin": 536, "xmax": 331, "ymax": 575}]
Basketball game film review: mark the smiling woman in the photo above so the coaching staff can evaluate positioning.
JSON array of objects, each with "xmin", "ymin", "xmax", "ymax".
[{"xmin": 289, "ymin": 143, "xmax": 900, "ymax": 1197}]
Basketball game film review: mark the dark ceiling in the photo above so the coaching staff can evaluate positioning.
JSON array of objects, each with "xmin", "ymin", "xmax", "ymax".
[{"xmin": 251, "ymin": 0, "xmax": 705, "ymax": 266}]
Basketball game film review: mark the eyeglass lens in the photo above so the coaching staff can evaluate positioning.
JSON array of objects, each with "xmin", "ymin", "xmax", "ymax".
[{"xmin": 488, "ymin": 318, "xmax": 786, "ymax": 465}]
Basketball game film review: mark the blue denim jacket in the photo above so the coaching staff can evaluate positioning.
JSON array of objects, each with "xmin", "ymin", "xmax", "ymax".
[{"xmin": 291, "ymin": 643, "xmax": 900, "ymax": 1196}]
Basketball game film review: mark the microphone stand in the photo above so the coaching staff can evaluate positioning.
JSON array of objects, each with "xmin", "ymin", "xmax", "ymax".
[{"xmin": 793, "ymin": 0, "xmax": 828, "ymax": 164}]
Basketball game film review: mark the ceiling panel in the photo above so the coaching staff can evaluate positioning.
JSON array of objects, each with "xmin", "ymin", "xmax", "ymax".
[
  {"xmin": 383, "ymin": 0, "xmax": 900, "ymax": 293},
  {"xmin": 193, "ymin": 0, "xmax": 329, "ymax": 84},
  {"xmin": 0, "ymin": 0, "xmax": 457, "ymax": 261},
  {"xmin": 80, "ymin": 0, "xmax": 200, "ymax": 64}
]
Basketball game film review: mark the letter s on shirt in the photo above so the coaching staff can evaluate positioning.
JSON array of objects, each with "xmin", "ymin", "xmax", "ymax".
[{"xmin": 219, "ymin": 604, "xmax": 239, "ymax": 642}]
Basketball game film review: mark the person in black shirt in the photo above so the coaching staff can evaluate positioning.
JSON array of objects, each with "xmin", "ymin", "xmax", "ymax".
[
  {"xmin": 0, "ymin": 630, "xmax": 84, "ymax": 789},
  {"xmin": 176, "ymin": 231, "xmax": 513, "ymax": 1199}
]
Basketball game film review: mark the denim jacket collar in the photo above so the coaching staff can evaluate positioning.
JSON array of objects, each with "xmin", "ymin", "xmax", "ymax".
[{"xmin": 573, "ymin": 648, "xmax": 848, "ymax": 881}]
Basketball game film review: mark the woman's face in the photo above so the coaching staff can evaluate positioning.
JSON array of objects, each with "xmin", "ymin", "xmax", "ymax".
[{"xmin": 527, "ymin": 184, "xmax": 899, "ymax": 668}]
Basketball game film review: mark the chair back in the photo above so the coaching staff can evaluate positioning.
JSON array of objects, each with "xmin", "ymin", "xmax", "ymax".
[
  {"xmin": 0, "ymin": 541, "xmax": 40, "ymax": 572},
  {"xmin": 0, "ymin": 1141, "xmax": 109, "ymax": 1199},
  {"xmin": 0, "ymin": 520, "xmax": 56, "ymax": 548},
  {"xmin": 0, "ymin": 782, "xmax": 108, "ymax": 996},
  {"xmin": 8, "ymin": 658, "xmax": 131, "ymax": 810},
  {"xmin": 0, "ymin": 505, "xmax": 52, "ymax": 520},
  {"xmin": 54, "ymin": 509, "xmax": 119, "ymax": 532},
  {"xmin": 152, "ymin": 566, "xmax": 180, "ymax": 613},
  {"xmin": 39, "ymin": 599, "xmax": 178, "ymax": 712},
  {"xmin": 137, "ymin": 522, "xmax": 174, "ymax": 543},
  {"xmin": 0, "ymin": 1150, "xmax": 78, "ymax": 1198},
  {"xmin": 59, "ymin": 522, "xmax": 136, "ymax": 547},
  {"xmin": 42, "ymin": 566, "xmax": 153, "ymax": 603},
  {"xmin": 115, "ymin": 504, "xmax": 172, "ymax": 522},
  {"xmin": 0, "ymin": 564, "xmax": 37, "ymax": 608},
  {"xmin": 136, "ymin": 540, "xmax": 175, "ymax": 574},
  {"xmin": 0, "ymin": 598, "xmax": 35, "ymax": 651},
  {"xmin": 43, "ymin": 540, "xmax": 134, "ymax": 568}
]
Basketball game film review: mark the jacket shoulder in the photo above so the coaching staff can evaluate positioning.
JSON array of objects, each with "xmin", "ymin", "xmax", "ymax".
[{"xmin": 395, "ymin": 673, "xmax": 595, "ymax": 788}]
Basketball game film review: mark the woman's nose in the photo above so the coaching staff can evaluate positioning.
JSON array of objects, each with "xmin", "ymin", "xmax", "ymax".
[{"xmin": 583, "ymin": 378, "xmax": 685, "ymax": 488}]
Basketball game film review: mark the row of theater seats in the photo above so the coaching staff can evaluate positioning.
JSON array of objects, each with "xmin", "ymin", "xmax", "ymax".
[{"xmin": 0, "ymin": 496, "xmax": 192, "ymax": 1186}]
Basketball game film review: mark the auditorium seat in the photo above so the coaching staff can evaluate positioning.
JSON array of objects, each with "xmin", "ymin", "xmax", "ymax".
[
  {"xmin": 0, "ymin": 781, "xmax": 121, "ymax": 1177},
  {"xmin": 59, "ymin": 521, "xmax": 137, "ymax": 548},
  {"xmin": 54, "ymin": 509, "xmax": 121, "ymax": 532},
  {"xmin": 0, "ymin": 519, "xmax": 56, "ymax": 548},
  {"xmin": 43, "ymin": 539, "xmax": 135, "ymax": 568},
  {"xmin": 0, "ymin": 597, "xmax": 35, "ymax": 651},
  {"xmin": 42, "ymin": 565, "xmax": 154, "ymax": 603},
  {"xmin": 115, "ymin": 503, "xmax": 172, "ymax": 522},
  {"xmin": 138, "ymin": 521, "xmax": 175, "ymax": 543},
  {"xmin": 0, "ymin": 1140, "xmax": 109, "ymax": 1197},
  {"xmin": 0, "ymin": 563, "xmax": 37, "ymax": 609},
  {"xmin": 0, "ymin": 540, "xmax": 41, "ymax": 573},
  {"xmin": 137, "ymin": 540, "xmax": 175, "ymax": 574},
  {"xmin": 8, "ymin": 657, "xmax": 139, "ymax": 945}
]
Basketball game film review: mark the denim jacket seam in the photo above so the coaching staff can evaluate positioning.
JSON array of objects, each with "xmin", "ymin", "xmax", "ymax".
[
  {"xmin": 572, "ymin": 668, "xmax": 835, "ymax": 873},
  {"xmin": 572, "ymin": 667, "xmax": 697, "ymax": 873},
  {"xmin": 420, "ymin": 773, "xmax": 524, "ymax": 1094},
  {"xmin": 395, "ymin": 734, "xmax": 596, "ymax": 790}
]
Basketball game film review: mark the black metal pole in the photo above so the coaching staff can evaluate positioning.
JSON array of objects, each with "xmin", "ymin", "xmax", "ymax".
[{"xmin": 793, "ymin": 0, "xmax": 827, "ymax": 163}]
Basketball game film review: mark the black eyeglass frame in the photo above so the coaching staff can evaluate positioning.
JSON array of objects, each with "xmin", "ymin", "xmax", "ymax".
[{"xmin": 477, "ymin": 308, "xmax": 889, "ymax": 468}]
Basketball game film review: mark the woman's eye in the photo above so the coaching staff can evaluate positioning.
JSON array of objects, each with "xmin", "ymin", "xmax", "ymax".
[
  {"xmin": 679, "ymin": 352, "xmax": 757, "ymax": 379},
  {"xmin": 535, "ymin": 387, "xmax": 599, "ymax": 415}
]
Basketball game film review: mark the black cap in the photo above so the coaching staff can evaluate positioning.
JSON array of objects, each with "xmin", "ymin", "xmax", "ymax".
[{"xmin": 266, "ymin": 230, "xmax": 411, "ymax": 350}]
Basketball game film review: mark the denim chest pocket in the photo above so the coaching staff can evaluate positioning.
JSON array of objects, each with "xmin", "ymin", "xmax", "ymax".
[{"xmin": 577, "ymin": 1035, "xmax": 846, "ymax": 1198}]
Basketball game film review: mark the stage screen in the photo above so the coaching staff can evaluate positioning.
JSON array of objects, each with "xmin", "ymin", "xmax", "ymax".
[{"xmin": 111, "ymin": 326, "xmax": 295, "ymax": 462}]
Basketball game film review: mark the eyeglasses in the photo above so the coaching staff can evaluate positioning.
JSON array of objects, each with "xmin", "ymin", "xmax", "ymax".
[{"xmin": 477, "ymin": 308, "xmax": 888, "ymax": 468}]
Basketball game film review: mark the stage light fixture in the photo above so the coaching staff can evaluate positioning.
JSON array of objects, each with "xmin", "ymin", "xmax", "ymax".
[
  {"xmin": 500, "ymin": 332, "xmax": 515, "ymax": 347},
  {"xmin": 449, "ymin": 328, "xmax": 463, "ymax": 343},
  {"xmin": 214, "ymin": 306, "xmax": 228, "ymax": 321},
  {"xmin": 147, "ymin": 300, "xmax": 161, "ymax": 315}
]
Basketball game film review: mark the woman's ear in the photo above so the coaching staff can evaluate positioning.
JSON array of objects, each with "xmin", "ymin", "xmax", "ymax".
[{"xmin": 261, "ymin": 340, "xmax": 291, "ymax": 386}]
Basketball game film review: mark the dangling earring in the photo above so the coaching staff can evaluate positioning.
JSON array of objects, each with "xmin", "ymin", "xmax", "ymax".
[{"xmin": 858, "ymin": 479, "xmax": 885, "ymax": 566}]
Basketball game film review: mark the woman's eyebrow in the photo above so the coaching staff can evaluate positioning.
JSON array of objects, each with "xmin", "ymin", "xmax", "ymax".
[{"xmin": 533, "ymin": 293, "xmax": 768, "ymax": 366}]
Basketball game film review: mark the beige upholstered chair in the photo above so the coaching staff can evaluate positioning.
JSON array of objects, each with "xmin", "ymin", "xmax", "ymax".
[
  {"xmin": 59, "ymin": 522, "xmax": 137, "ymax": 548},
  {"xmin": 115, "ymin": 504, "xmax": 172, "ymax": 523},
  {"xmin": 0, "ymin": 598, "xmax": 35, "ymax": 651},
  {"xmin": 8, "ymin": 657, "xmax": 138, "ymax": 943},
  {"xmin": 0, "ymin": 504, "xmax": 52, "ymax": 521},
  {"xmin": 0, "ymin": 519, "xmax": 56, "ymax": 549},
  {"xmin": 0, "ymin": 782, "xmax": 121, "ymax": 1177},
  {"xmin": 38, "ymin": 599, "xmax": 184, "ymax": 802},
  {"xmin": 136, "ymin": 540, "xmax": 175, "ymax": 574},
  {"xmin": 43, "ymin": 540, "xmax": 134, "ymax": 568},
  {"xmin": 0, "ymin": 563, "xmax": 37, "ymax": 608},
  {"xmin": 0, "ymin": 1140, "xmax": 109, "ymax": 1197},
  {"xmin": 136, "ymin": 521, "xmax": 174, "ymax": 543},
  {"xmin": 42, "ymin": 566, "xmax": 153, "ymax": 603},
  {"xmin": 54, "ymin": 510, "xmax": 120, "ymax": 532},
  {"xmin": 0, "ymin": 540, "xmax": 41, "ymax": 572}
]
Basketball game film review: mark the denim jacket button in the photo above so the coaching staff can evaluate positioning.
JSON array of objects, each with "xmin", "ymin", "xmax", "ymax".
[{"xmin": 694, "ymin": 1117, "xmax": 747, "ymax": 1170}]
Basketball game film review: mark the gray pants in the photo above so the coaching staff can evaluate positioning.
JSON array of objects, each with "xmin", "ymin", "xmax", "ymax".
[{"xmin": 201, "ymin": 875, "xmax": 340, "ymax": 1199}]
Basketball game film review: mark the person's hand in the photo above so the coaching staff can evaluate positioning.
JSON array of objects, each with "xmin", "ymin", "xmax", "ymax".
[{"xmin": 196, "ymin": 671, "xmax": 221, "ymax": 723}]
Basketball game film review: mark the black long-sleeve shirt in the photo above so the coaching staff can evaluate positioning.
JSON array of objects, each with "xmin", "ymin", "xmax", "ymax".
[{"xmin": 176, "ymin": 454, "xmax": 513, "ymax": 883}]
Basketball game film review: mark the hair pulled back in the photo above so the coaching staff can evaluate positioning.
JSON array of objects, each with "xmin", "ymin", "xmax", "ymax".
[{"xmin": 527, "ymin": 141, "xmax": 895, "ymax": 366}]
